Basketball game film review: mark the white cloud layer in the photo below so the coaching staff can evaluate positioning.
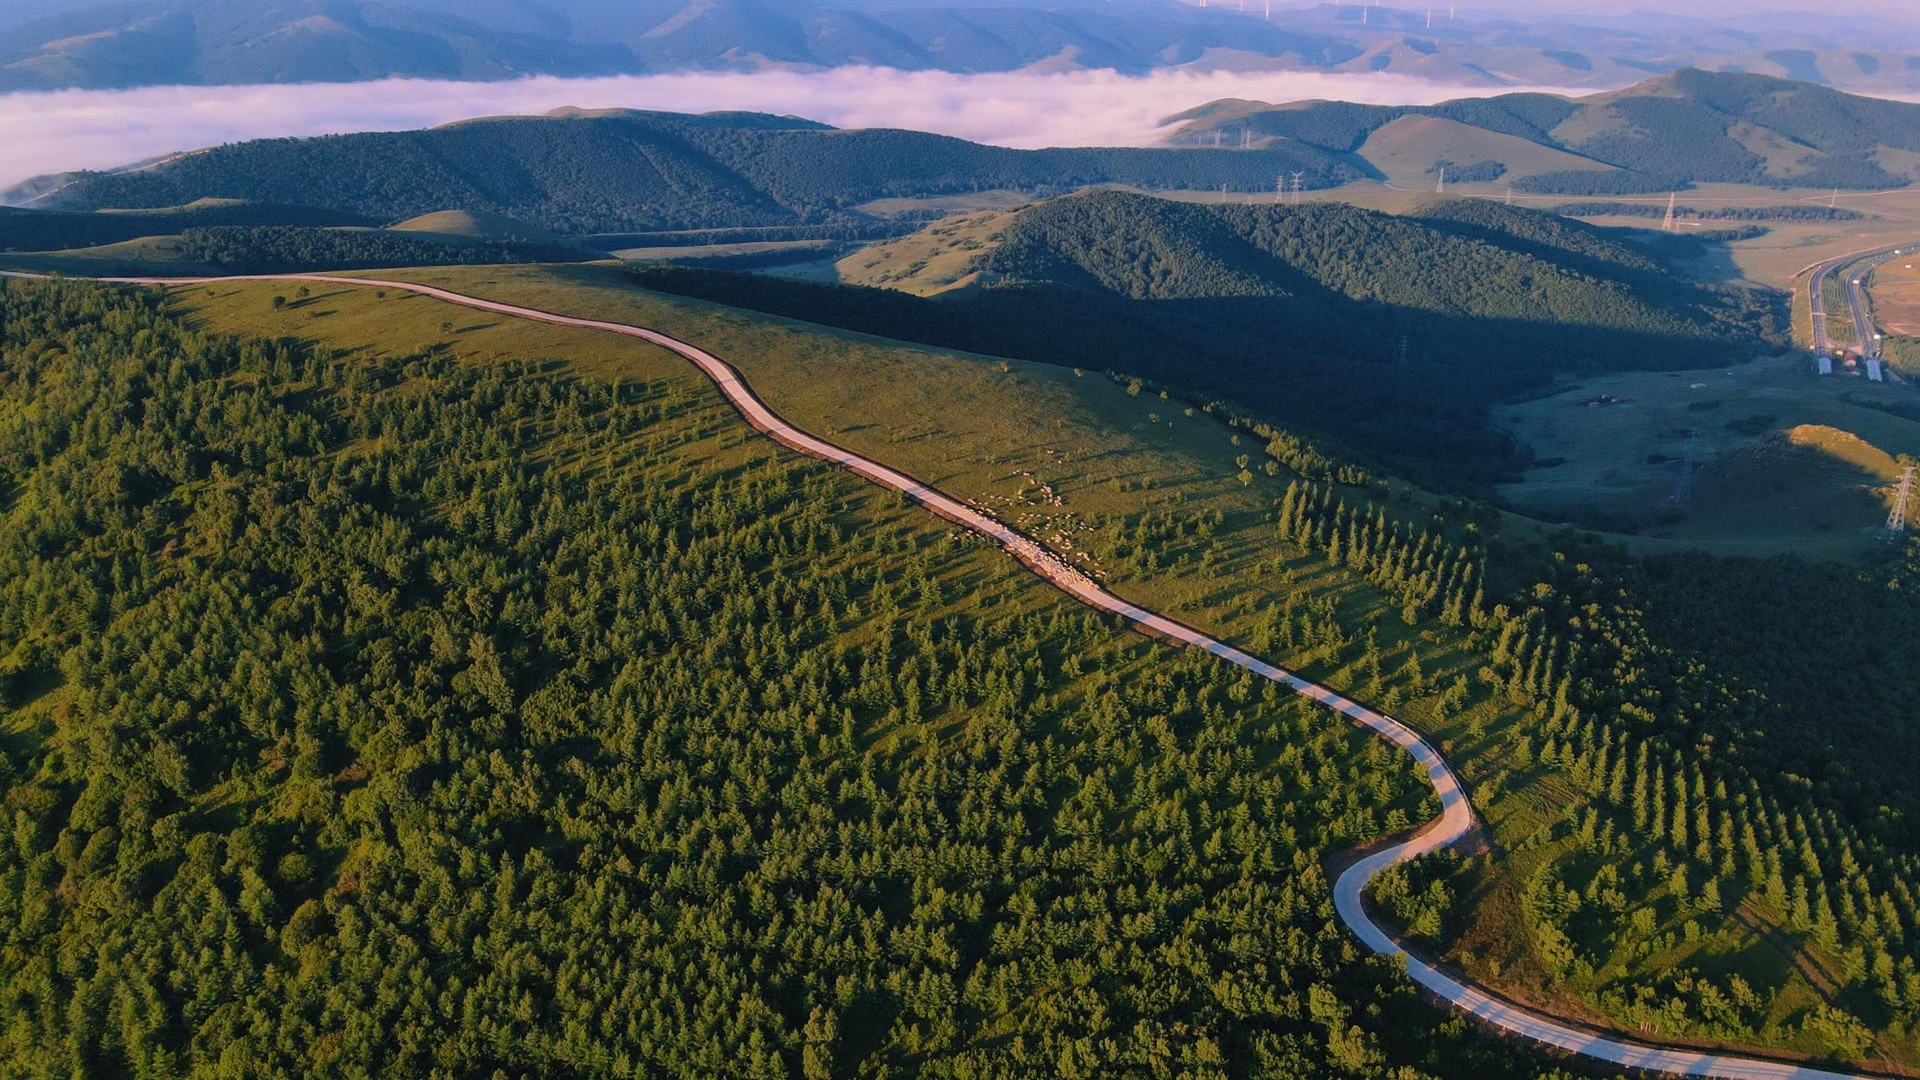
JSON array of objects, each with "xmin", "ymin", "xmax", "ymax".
[{"xmin": 0, "ymin": 67, "xmax": 1594, "ymax": 192}]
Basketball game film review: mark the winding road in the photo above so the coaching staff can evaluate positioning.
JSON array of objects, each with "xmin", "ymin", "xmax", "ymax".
[
  {"xmin": 3, "ymin": 269, "xmax": 1870, "ymax": 1079},
  {"xmin": 1809, "ymin": 243, "xmax": 1915, "ymax": 359}
]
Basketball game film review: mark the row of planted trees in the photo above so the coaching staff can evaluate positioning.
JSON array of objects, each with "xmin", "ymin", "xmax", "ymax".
[{"xmin": 1275, "ymin": 473, "xmax": 1920, "ymax": 1059}]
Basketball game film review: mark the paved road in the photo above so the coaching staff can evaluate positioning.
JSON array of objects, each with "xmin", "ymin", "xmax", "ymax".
[
  {"xmin": 2, "ymin": 269, "xmax": 1872, "ymax": 1079},
  {"xmin": 1810, "ymin": 243, "xmax": 1915, "ymax": 357}
]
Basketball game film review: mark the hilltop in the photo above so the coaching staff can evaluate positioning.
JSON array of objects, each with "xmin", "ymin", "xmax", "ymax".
[
  {"xmin": 3, "ymin": 109, "xmax": 1363, "ymax": 236},
  {"xmin": 640, "ymin": 189, "xmax": 1783, "ymax": 487},
  {"xmin": 5, "ymin": 0, "xmax": 1920, "ymax": 93},
  {"xmin": 1170, "ymin": 69, "xmax": 1920, "ymax": 194}
]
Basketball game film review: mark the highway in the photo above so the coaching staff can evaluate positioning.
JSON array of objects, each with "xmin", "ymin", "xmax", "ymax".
[
  {"xmin": 1, "ymin": 269, "xmax": 1873, "ymax": 1080},
  {"xmin": 1809, "ymin": 243, "xmax": 1915, "ymax": 359}
]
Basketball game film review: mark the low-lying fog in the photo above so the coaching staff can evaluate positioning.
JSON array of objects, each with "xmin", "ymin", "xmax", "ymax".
[{"xmin": 0, "ymin": 67, "xmax": 1594, "ymax": 194}]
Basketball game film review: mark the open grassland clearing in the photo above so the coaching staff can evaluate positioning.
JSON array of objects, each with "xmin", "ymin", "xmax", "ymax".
[
  {"xmin": 831, "ymin": 211, "xmax": 1012, "ymax": 296},
  {"xmin": 385, "ymin": 209, "xmax": 568, "ymax": 243},
  {"xmin": 1498, "ymin": 352, "xmax": 1920, "ymax": 556},
  {"xmin": 1353, "ymin": 115, "xmax": 1613, "ymax": 193},
  {"xmin": 611, "ymin": 239, "xmax": 838, "ymax": 263},
  {"xmin": 256, "ymin": 262, "xmax": 1911, "ymax": 1071},
  {"xmin": 1870, "ymin": 257, "xmax": 1920, "ymax": 336}
]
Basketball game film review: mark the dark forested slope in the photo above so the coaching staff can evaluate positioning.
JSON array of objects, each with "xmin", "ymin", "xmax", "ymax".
[
  {"xmin": 0, "ymin": 203, "xmax": 378, "ymax": 252},
  {"xmin": 633, "ymin": 191, "xmax": 1781, "ymax": 487},
  {"xmin": 7, "ymin": 110, "xmax": 1367, "ymax": 235},
  {"xmin": 172, "ymin": 225, "xmax": 597, "ymax": 272}
]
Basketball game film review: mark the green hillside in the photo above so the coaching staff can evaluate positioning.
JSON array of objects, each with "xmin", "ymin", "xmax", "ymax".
[
  {"xmin": 7, "ymin": 110, "xmax": 1367, "ymax": 236},
  {"xmin": 633, "ymin": 190, "xmax": 1783, "ymax": 488},
  {"xmin": 172, "ymin": 225, "xmax": 599, "ymax": 272},
  {"xmin": 0, "ymin": 272, "xmax": 1607, "ymax": 1079},
  {"xmin": 1170, "ymin": 69, "xmax": 1920, "ymax": 193},
  {"xmin": 339, "ymin": 261, "xmax": 1920, "ymax": 1070}
]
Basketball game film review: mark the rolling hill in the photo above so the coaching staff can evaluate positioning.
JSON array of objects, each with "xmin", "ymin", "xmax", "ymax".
[
  {"xmin": 3, "ymin": 108, "xmax": 1365, "ymax": 236},
  {"xmin": 1170, "ymin": 69, "xmax": 1920, "ymax": 193},
  {"xmin": 636, "ymin": 189, "xmax": 1784, "ymax": 487},
  {"xmin": 303, "ymin": 260, "xmax": 1920, "ymax": 1073}
]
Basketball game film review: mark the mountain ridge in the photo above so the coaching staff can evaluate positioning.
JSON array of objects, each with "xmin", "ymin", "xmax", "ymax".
[
  {"xmin": 7, "ymin": 0, "xmax": 1920, "ymax": 93},
  {"xmin": 1170, "ymin": 68, "xmax": 1920, "ymax": 192},
  {"xmin": 1, "ymin": 107, "xmax": 1368, "ymax": 233}
]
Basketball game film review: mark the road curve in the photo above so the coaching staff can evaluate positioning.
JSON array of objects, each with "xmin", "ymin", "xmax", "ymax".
[
  {"xmin": 1809, "ymin": 243, "xmax": 1917, "ymax": 357},
  {"xmin": 4, "ymin": 269, "xmax": 1868, "ymax": 1079}
]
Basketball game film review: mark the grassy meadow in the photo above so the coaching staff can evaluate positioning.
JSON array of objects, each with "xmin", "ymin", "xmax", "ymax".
[{"xmin": 1495, "ymin": 352, "xmax": 1920, "ymax": 556}]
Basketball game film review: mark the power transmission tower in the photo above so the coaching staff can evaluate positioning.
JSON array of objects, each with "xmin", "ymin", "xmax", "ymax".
[
  {"xmin": 1505, "ymin": 185, "xmax": 1514, "ymax": 205},
  {"xmin": 1435, "ymin": 166, "xmax": 1446, "ymax": 194},
  {"xmin": 1398, "ymin": 335, "xmax": 1410, "ymax": 364},
  {"xmin": 1890, "ymin": 463, "xmax": 1916, "ymax": 534},
  {"xmin": 1672, "ymin": 428, "xmax": 1700, "ymax": 505},
  {"xmin": 1661, "ymin": 192, "xmax": 1677, "ymax": 232},
  {"xmin": 1291, "ymin": 172, "xmax": 1305, "ymax": 204}
]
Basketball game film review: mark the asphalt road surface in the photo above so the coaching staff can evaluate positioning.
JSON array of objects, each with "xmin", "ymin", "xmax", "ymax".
[
  {"xmin": 4, "ymin": 269, "xmax": 1874, "ymax": 1080},
  {"xmin": 1810, "ymin": 243, "xmax": 1915, "ymax": 358}
]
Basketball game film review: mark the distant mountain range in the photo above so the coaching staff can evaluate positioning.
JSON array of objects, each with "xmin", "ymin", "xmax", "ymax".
[
  {"xmin": 10, "ymin": 69, "xmax": 1912, "ymax": 235},
  {"xmin": 1172, "ymin": 69, "xmax": 1920, "ymax": 193},
  {"xmin": 0, "ymin": 107, "xmax": 1363, "ymax": 232},
  {"xmin": 5, "ymin": 0, "xmax": 1920, "ymax": 93}
]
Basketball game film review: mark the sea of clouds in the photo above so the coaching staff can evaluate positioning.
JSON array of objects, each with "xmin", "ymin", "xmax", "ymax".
[{"xmin": 0, "ymin": 67, "xmax": 1598, "ymax": 193}]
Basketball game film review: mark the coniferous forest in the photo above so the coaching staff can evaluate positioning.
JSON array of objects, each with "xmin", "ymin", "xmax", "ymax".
[{"xmin": 0, "ymin": 278, "xmax": 1605, "ymax": 1078}]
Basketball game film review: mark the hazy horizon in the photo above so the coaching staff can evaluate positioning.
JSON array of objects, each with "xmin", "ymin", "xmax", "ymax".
[{"xmin": 0, "ymin": 68, "xmax": 1598, "ymax": 194}]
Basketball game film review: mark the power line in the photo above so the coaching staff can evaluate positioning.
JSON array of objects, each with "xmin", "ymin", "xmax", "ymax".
[
  {"xmin": 1891, "ymin": 463, "xmax": 1916, "ymax": 534},
  {"xmin": 1671, "ymin": 428, "xmax": 1700, "ymax": 506}
]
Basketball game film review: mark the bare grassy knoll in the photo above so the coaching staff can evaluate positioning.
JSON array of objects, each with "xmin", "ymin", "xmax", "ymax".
[{"xmin": 1497, "ymin": 353, "xmax": 1920, "ymax": 555}]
